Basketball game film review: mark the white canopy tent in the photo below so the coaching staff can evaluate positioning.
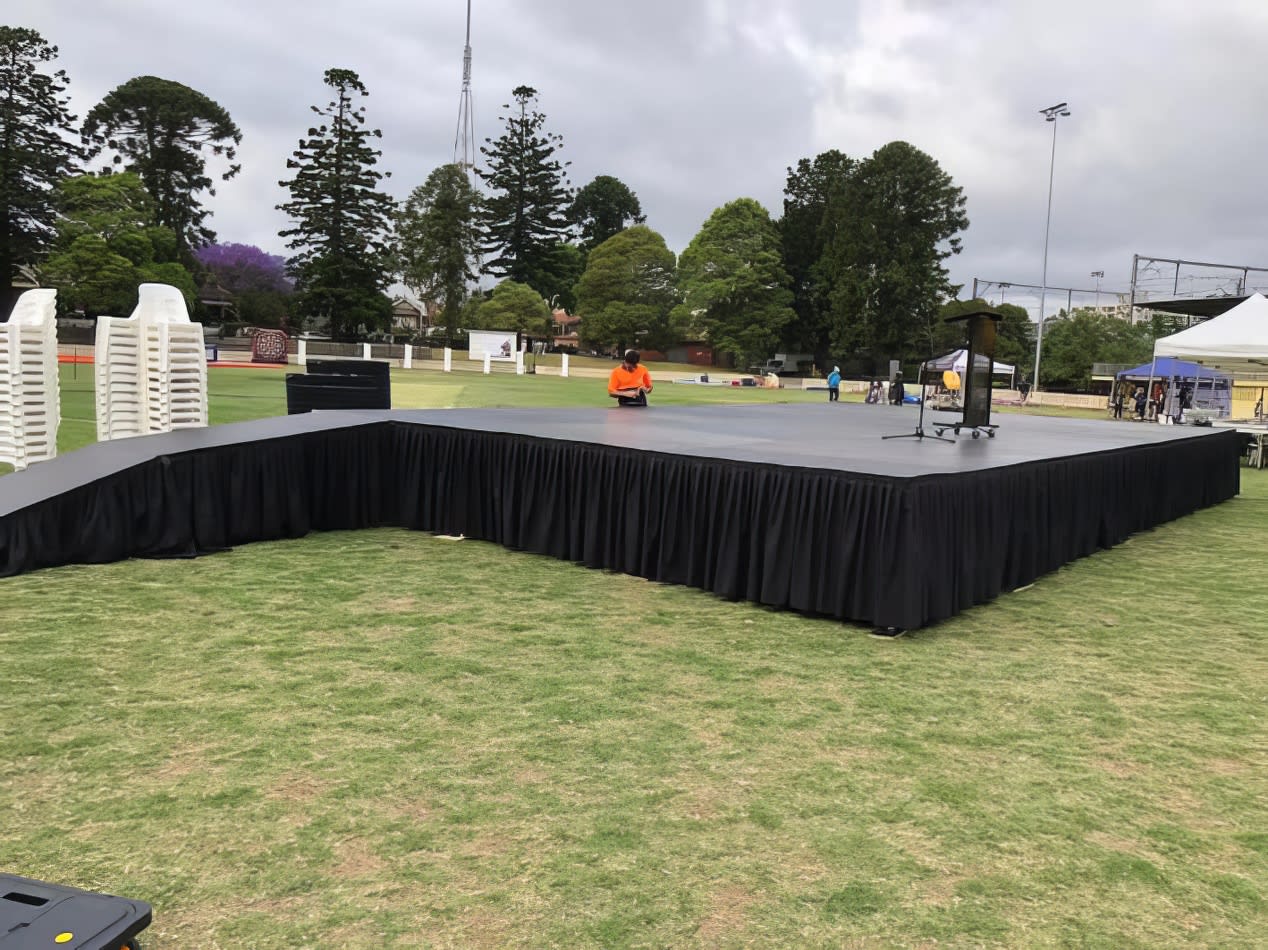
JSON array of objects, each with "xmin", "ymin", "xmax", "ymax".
[
  {"xmin": 926, "ymin": 349, "xmax": 1016, "ymax": 387},
  {"xmin": 1152, "ymin": 292, "xmax": 1268, "ymax": 373},
  {"xmin": 1150, "ymin": 292, "xmax": 1268, "ymax": 423}
]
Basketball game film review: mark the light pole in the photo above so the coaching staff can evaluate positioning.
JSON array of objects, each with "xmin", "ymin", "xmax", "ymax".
[
  {"xmin": 1033, "ymin": 102, "xmax": 1070, "ymax": 391},
  {"xmin": 1091, "ymin": 270, "xmax": 1104, "ymax": 314}
]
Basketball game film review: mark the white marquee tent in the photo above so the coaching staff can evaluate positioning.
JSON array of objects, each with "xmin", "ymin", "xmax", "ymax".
[
  {"xmin": 926, "ymin": 349, "xmax": 1016, "ymax": 385},
  {"xmin": 1153, "ymin": 292, "xmax": 1268, "ymax": 373}
]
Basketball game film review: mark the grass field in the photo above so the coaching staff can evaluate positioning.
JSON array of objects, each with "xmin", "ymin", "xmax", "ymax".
[{"xmin": 2, "ymin": 364, "xmax": 1264, "ymax": 947}]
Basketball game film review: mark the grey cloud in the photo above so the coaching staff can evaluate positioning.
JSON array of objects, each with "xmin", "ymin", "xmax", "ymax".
[{"xmin": 12, "ymin": 0, "xmax": 1268, "ymax": 316}]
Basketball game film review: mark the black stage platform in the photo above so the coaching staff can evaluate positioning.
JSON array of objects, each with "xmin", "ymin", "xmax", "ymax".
[{"xmin": 0, "ymin": 405, "xmax": 1242, "ymax": 630}]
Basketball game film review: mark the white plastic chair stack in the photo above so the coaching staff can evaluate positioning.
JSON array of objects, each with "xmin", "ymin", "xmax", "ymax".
[
  {"xmin": 94, "ymin": 312, "xmax": 144, "ymax": 440},
  {"xmin": 1, "ymin": 288, "xmax": 61, "ymax": 471},
  {"xmin": 136, "ymin": 284, "xmax": 208, "ymax": 433},
  {"xmin": 95, "ymin": 283, "xmax": 208, "ymax": 441}
]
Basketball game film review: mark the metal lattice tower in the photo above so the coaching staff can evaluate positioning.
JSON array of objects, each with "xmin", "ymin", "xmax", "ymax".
[{"xmin": 453, "ymin": 0, "xmax": 476, "ymax": 176}]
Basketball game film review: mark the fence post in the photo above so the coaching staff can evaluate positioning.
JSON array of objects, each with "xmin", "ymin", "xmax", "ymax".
[
  {"xmin": 561, "ymin": 353, "xmax": 569, "ymax": 378},
  {"xmin": 297, "ymin": 338, "xmax": 307, "ymax": 366},
  {"xmin": 483, "ymin": 352, "xmax": 491, "ymax": 375},
  {"xmin": 402, "ymin": 344, "xmax": 412, "ymax": 369},
  {"xmin": 362, "ymin": 342, "xmax": 371, "ymax": 361},
  {"xmin": 444, "ymin": 347, "xmax": 452, "ymax": 372}
]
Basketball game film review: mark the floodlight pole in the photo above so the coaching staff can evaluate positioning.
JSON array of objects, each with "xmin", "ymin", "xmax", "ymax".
[{"xmin": 1034, "ymin": 102, "xmax": 1070, "ymax": 392}]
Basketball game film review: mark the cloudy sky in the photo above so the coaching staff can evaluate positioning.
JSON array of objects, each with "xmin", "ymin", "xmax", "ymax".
[{"xmin": 13, "ymin": 0, "xmax": 1268, "ymax": 315}]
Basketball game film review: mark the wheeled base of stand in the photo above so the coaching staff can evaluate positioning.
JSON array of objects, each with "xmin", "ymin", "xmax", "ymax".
[{"xmin": 933, "ymin": 423, "xmax": 998, "ymax": 440}]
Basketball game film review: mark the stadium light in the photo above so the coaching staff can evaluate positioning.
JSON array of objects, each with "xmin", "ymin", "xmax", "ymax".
[{"xmin": 1033, "ymin": 102, "xmax": 1071, "ymax": 391}]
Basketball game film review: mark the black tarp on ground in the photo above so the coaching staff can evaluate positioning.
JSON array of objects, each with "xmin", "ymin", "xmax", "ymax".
[{"xmin": 0, "ymin": 406, "xmax": 1243, "ymax": 629}]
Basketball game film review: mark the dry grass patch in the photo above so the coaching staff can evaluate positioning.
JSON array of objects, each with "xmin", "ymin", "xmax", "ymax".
[{"xmin": 695, "ymin": 884, "xmax": 758, "ymax": 943}]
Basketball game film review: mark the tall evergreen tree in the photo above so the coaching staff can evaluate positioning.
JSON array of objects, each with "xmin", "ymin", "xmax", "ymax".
[
  {"xmin": 820, "ymin": 141, "xmax": 967, "ymax": 366},
  {"xmin": 0, "ymin": 26, "xmax": 82, "ymax": 313},
  {"xmin": 82, "ymin": 76, "xmax": 240, "ymax": 253},
  {"xmin": 674, "ymin": 198, "xmax": 795, "ymax": 369},
  {"xmin": 570, "ymin": 175, "xmax": 644, "ymax": 251},
  {"xmin": 277, "ymin": 68, "xmax": 394, "ymax": 339},
  {"xmin": 396, "ymin": 163, "xmax": 480, "ymax": 339},
  {"xmin": 780, "ymin": 149, "xmax": 853, "ymax": 358},
  {"xmin": 525, "ymin": 241, "xmax": 585, "ymax": 314},
  {"xmin": 477, "ymin": 85, "xmax": 572, "ymax": 293}
]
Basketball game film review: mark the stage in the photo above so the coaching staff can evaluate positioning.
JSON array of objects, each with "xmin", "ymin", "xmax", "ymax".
[{"xmin": 0, "ymin": 404, "xmax": 1242, "ymax": 630}]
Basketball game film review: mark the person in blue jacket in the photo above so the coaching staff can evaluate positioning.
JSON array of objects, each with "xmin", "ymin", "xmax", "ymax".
[{"xmin": 827, "ymin": 366, "xmax": 841, "ymax": 402}]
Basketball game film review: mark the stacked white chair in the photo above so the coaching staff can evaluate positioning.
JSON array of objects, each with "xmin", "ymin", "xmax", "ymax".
[
  {"xmin": 1, "ymin": 288, "xmax": 61, "ymax": 471},
  {"xmin": 95, "ymin": 283, "xmax": 208, "ymax": 441},
  {"xmin": 94, "ymin": 309, "xmax": 144, "ymax": 441}
]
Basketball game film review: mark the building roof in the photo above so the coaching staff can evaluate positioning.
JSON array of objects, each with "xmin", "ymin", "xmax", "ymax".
[{"xmin": 1136, "ymin": 296, "xmax": 1248, "ymax": 318}]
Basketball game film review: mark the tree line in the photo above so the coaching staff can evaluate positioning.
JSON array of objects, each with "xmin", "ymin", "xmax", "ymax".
[{"xmin": 2, "ymin": 24, "xmax": 1162, "ymax": 385}]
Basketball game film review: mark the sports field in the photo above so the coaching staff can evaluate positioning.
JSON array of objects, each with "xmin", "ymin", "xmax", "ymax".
[{"xmin": 1, "ymin": 364, "xmax": 1264, "ymax": 948}]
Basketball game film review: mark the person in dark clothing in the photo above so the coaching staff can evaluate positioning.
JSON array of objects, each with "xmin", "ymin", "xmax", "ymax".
[
  {"xmin": 1134, "ymin": 387, "xmax": 1147, "ymax": 419},
  {"xmin": 1112, "ymin": 384, "xmax": 1126, "ymax": 419},
  {"xmin": 889, "ymin": 373, "xmax": 906, "ymax": 405}
]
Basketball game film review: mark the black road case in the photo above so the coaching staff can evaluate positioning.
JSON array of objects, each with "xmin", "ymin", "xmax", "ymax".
[{"xmin": 1, "ymin": 874, "xmax": 151, "ymax": 949}]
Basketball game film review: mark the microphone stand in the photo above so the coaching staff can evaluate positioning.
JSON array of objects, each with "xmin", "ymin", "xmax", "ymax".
[{"xmin": 882, "ymin": 358, "xmax": 954, "ymax": 443}]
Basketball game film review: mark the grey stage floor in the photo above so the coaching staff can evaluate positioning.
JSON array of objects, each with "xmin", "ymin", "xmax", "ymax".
[{"xmin": 389, "ymin": 403, "xmax": 1225, "ymax": 477}]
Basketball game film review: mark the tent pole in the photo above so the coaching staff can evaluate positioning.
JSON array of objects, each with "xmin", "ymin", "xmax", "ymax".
[{"xmin": 1144, "ymin": 354, "xmax": 1159, "ymax": 423}]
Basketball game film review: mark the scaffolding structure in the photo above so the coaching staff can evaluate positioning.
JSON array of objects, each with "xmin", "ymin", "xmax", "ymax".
[
  {"xmin": 970, "ymin": 277, "xmax": 1131, "ymax": 321},
  {"xmin": 1127, "ymin": 253, "xmax": 1268, "ymax": 320},
  {"xmin": 453, "ymin": 0, "xmax": 476, "ymax": 176}
]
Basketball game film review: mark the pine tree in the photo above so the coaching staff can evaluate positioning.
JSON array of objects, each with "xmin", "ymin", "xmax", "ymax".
[
  {"xmin": 0, "ymin": 26, "xmax": 82, "ymax": 312},
  {"xmin": 396, "ymin": 163, "xmax": 481, "ymax": 339},
  {"xmin": 82, "ymin": 75, "xmax": 240, "ymax": 253},
  {"xmin": 477, "ymin": 85, "xmax": 572, "ymax": 293},
  {"xmin": 821, "ymin": 141, "xmax": 967, "ymax": 365},
  {"xmin": 277, "ymin": 68, "xmax": 394, "ymax": 339},
  {"xmin": 570, "ymin": 175, "xmax": 644, "ymax": 251}
]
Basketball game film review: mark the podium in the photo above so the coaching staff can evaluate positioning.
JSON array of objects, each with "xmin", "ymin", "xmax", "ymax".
[{"xmin": 934, "ymin": 310, "xmax": 1001, "ymax": 439}]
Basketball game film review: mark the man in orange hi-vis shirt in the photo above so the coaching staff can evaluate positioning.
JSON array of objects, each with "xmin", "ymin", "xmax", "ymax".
[{"xmin": 608, "ymin": 350, "xmax": 653, "ymax": 407}]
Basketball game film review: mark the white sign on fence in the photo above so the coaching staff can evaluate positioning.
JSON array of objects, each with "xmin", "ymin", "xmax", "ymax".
[{"xmin": 469, "ymin": 330, "xmax": 516, "ymax": 362}]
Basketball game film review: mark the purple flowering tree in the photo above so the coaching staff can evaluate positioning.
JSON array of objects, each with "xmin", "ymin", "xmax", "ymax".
[
  {"xmin": 195, "ymin": 242, "xmax": 294, "ymax": 327},
  {"xmin": 195, "ymin": 242, "xmax": 292, "ymax": 294}
]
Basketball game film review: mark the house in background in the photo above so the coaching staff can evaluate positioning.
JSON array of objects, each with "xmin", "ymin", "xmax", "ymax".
[
  {"xmin": 198, "ymin": 278, "xmax": 234, "ymax": 326},
  {"xmin": 3, "ymin": 265, "xmax": 40, "ymax": 319},
  {"xmin": 551, "ymin": 308, "xmax": 581, "ymax": 351},
  {"xmin": 391, "ymin": 296, "xmax": 438, "ymax": 336}
]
